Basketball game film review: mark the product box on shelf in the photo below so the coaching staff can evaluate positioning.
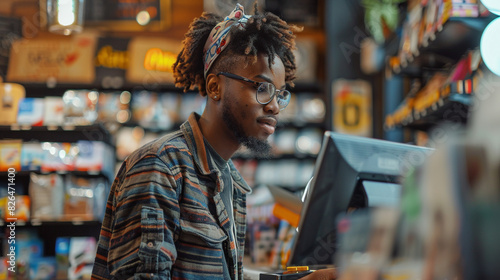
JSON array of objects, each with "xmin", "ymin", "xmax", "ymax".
[
  {"xmin": 0, "ymin": 139, "xmax": 22, "ymax": 171},
  {"xmin": 4, "ymin": 195, "xmax": 30, "ymax": 222},
  {"xmin": 0, "ymin": 81, "xmax": 25, "ymax": 126},
  {"xmin": 450, "ymin": 0, "xmax": 479, "ymax": 17},
  {"xmin": 62, "ymin": 90, "xmax": 98, "ymax": 126},
  {"xmin": 63, "ymin": 175, "xmax": 107, "ymax": 221},
  {"xmin": 268, "ymin": 220, "xmax": 297, "ymax": 269},
  {"xmin": 68, "ymin": 237, "xmax": 96, "ymax": 280},
  {"xmin": 132, "ymin": 91, "xmax": 178, "ymax": 130},
  {"xmin": 55, "ymin": 237, "xmax": 70, "ymax": 280},
  {"xmin": 41, "ymin": 142, "xmax": 77, "ymax": 172},
  {"xmin": 14, "ymin": 231, "xmax": 44, "ymax": 263},
  {"xmin": 29, "ymin": 257, "xmax": 57, "ymax": 280},
  {"xmin": 17, "ymin": 98, "xmax": 44, "ymax": 126},
  {"xmin": 43, "ymin": 96, "xmax": 65, "ymax": 126},
  {"xmin": 29, "ymin": 173, "xmax": 64, "ymax": 221},
  {"xmin": 75, "ymin": 141, "xmax": 114, "ymax": 178},
  {"xmin": 20, "ymin": 142, "xmax": 44, "ymax": 171},
  {"xmin": 97, "ymin": 91, "xmax": 131, "ymax": 124}
]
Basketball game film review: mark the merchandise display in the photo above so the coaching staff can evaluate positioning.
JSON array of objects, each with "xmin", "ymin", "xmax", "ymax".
[
  {"xmin": 0, "ymin": 80, "xmax": 25, "ymax": 126},
  {"xmin": 0, "ymin": 140, "xmax": 22, "ymax": 171},
  {"xmin": 16, "ymin": 98, "xmax": 44, "ymax": 126},
  {"xmin": 62, "ymin": 90, "xmax": 99, "ymax": 126},
  {"xmin": 97, "ymin": 91, "xmax": 131, "ymax": 124},
  {"xmin": 42, "ymin": 96, "xmax": 65, "ymax": 126},
  {"xmin": 63, "ymin": 176, "xmax": 107, "ymax": 221},
  {"xmin": 0, "ymin": 234, "xmax": 97, "ymax": 280},
  {"xmin": 29, "ymin": 173, "xmax": 64, "ymax": 221},
  {"xmin": 385, "ymin": 49, "xmax": 483, "ymax": 129}
]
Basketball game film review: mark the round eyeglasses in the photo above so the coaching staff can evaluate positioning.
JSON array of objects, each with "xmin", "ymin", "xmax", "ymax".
[{"xmin": 217, "ymin": 72, "xmax": 291, "ymax": 110}]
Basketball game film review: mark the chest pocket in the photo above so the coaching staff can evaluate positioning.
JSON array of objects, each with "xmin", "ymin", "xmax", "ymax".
[{"xmin": 179, "ymin": 209, "xmax": 228, "ymax": 246}]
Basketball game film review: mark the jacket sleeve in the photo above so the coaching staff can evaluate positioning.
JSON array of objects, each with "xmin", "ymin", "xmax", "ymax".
[{"xmin": 92, "ymin": 155, "xmax": 180, "ymax": 280}]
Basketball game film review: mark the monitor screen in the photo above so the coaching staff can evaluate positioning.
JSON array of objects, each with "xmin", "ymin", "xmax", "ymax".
[{"xmin": 287, "ymin": 131, "xmax": 433, "ymax": 267}]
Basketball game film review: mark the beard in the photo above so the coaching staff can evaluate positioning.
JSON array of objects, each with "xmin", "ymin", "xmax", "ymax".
[{"xmin": 222, "ymin": 99, "xmax": 272, "ymax": 158}]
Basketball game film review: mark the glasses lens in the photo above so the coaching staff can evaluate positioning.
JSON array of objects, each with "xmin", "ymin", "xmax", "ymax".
[
  {"xmin": 277, "ymin": 90, "xmax": 291, "ymax": 109},
  {"xmin": 256, "ymin": 83, "xmax": 275, "ymax": 104},
  {"xmin": 255, "ymin": 82, "xmax": 291, "ymax": 110}
]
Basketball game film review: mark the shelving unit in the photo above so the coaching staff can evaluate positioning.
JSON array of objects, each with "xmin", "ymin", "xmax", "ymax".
[
  {"xmin": 384, "ymin": 1, "xmax": 495, "ymax": 138},
  {"xmin": 0, "ymin": 124, "xmax": 113, "ymax": 145},
  {"xmin": 391, "ymin": 16, "xmax": 494, "ymax": 76},
  {"xmin": 0, "ymin": 170, "xmax": 111, "ymax": 178},
  {"xmin": 1, "ymin": 220, "xmax": 102, "ymax": 257},
  {"xmin": 0, "ymin": 122, "xmax": 115, "ymax": 261}
]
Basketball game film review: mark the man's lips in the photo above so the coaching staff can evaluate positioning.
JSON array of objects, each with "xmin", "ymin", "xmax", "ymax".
[{"xmin": 257, "ymin": 116, "xmax": 278, "ymax": 134}]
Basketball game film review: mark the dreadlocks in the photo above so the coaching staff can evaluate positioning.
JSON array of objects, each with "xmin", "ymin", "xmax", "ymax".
[{"xmin": 173, "ymin": 4, "xmax": 301, "ymax": 96}]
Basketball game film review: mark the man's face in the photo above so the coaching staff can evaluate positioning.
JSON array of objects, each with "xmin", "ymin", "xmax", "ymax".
[{"xmin": 220, "ymin": 53, "xmax": 285, "ymax": 157}]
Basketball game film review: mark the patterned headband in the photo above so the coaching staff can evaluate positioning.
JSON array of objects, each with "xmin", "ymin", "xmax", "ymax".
[{"xmin": 203, "ymin": 4, "xmax": 251, "ymax": 78}]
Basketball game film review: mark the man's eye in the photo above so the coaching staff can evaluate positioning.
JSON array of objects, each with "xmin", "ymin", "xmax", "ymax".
[{"xmin": 257, "ymin": 84, "xmax": 267, "ymax": 93}]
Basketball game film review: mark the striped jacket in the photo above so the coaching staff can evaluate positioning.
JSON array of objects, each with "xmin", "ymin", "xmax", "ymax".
[{"xmin": 91, "ymin": 113, "xmax": 252, "ymax": 280}]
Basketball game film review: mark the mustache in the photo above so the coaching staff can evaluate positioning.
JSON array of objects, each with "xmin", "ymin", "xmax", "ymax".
[{"xmin": 257, "ymin": 115, "xmax": 278, "ymax": 127}]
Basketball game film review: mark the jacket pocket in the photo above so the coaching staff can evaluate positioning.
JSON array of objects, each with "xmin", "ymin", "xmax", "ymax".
[
  {"xmin": 180, "ymin": 211, "xmax": 227, "ymax": 245},
  {"xmin": 138, "ymin": 206, "xmax": 169, "ymax": 273}
]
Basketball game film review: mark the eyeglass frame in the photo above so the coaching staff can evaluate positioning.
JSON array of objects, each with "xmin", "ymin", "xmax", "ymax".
[{"xmin": 216, "ymin": 72, "xmax": 292, "ymax": 110}]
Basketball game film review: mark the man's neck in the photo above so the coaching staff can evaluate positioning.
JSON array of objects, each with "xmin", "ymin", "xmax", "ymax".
[{"xmin": 198, "ymin": 113, "xmax": 239, "ymax": 161}]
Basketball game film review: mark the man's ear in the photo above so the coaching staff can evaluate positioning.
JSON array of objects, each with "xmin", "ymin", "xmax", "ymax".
[{"xmin": 206, "ymin": 73, "xmax": 221, "ymax": 101}]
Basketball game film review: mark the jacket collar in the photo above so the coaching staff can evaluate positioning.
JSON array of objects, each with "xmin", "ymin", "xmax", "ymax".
[{"xmin": 181, "ymin": 112, "xmax": 252, "ymax": 194}]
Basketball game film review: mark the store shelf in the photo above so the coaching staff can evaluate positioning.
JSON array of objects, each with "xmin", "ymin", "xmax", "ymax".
[
  {"xmin": 20, "ymin": 81, "xmax": 323, "ymax": 97},
  {"xmin": 0, "ymin": 220, "xmax": 102, "ymax": 257},
  {"xmin": 0, "ymin": 170, "xmax": 111, "ymax": 179},
  {"xmin": 121, "ymin": 121, "xmax": 183, "ymax": 133},
  {"xmin": 21, "ymin": 83, "xmax": 186, "ymax": 97},
  {"xmin": 0, "ymin": 124, "xmax": 113, "ymax": 145},
  {"xmin": 0, "ymin": 220, "xmax": 101, "ymax": 227},
  {"xmin": 392, "ymin": 93, "xmax": 471, "ymax": 131},
  {"xmin": 393, "ymin": 16, "xmax": 495, "ymax": 76}
]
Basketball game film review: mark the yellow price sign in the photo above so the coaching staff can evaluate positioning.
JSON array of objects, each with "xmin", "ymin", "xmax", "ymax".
[{"xmin": 332, "ymin": 79, "xmax": 372, "ymax": 137}]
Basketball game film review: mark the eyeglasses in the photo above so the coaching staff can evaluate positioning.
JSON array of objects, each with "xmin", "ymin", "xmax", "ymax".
[{"xmin": 217, "ymin": 72, "xmax": 291, "ymax": 110}]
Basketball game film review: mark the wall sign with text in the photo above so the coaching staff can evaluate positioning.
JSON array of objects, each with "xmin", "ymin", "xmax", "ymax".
[
  {"xmin": 126, "ymin": 37, "xmax": 182, "ymax": 88},
  {"xmin": 7, "ymin": 35, "xmax": 96, "ymax": 84},
  {"xmin": 94, "ymin": 37, "xmax": 130, "ymax": 89}
]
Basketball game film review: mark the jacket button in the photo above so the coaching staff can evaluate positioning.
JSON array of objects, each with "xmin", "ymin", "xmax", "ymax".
[{"xmin": 147, "ymin": 242, "xmax": 154, "ymax": 248}]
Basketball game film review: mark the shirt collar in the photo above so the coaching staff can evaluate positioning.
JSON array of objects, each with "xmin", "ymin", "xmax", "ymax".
[{"xmin": 181, "ymin": 112, "xmax": 252, "ymax": 194}]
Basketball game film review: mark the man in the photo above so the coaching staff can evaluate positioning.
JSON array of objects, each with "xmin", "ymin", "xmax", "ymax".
[{"xmin": 92, "ymin": 4, "xmax": 335, "ymax": 280}]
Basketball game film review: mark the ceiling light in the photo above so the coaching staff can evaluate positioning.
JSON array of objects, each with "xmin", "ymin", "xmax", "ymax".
[
  {"xmin": 46, "ymin": 0, "xmax": 85, "ymax": 35},
  {"xmin": 480, "ymin": 17, "xmax": 500, "ymax": 76}
]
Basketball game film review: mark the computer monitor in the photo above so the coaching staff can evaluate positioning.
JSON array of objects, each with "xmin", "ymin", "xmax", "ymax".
[{"xmin": 288, "ymin": 131, "xmax": 433, "ymax": 267}]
